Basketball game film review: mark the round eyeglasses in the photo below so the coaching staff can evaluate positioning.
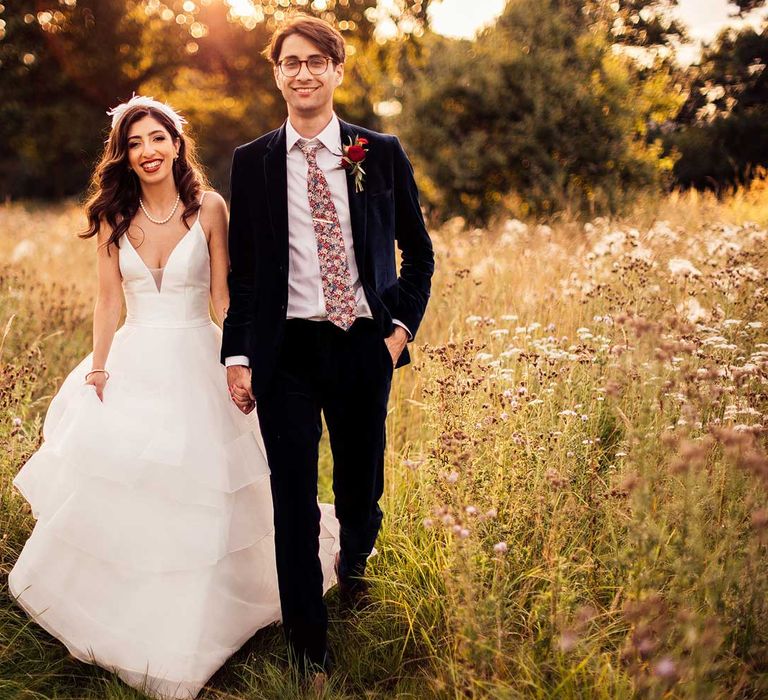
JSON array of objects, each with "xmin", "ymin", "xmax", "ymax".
[{"xmin": 277, "ymin": 56, "xmax": 332, "ymax": 77}]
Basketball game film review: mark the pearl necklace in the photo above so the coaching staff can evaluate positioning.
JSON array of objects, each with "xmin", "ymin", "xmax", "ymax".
[{"xmin": 140, "ymin": 193, "xmax": 180, "ymax": 225}]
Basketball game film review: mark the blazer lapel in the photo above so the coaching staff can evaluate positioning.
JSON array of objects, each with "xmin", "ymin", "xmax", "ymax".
[
  {"xmin": 339, "ymin": 119, "xmax": 368, "ymax": 267},
  {"xmin": 264, "ymin": 123, "xmax": 288, "ymax": 259}
]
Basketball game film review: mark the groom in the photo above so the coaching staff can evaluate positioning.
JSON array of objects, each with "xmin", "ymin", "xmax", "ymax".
[{"xmin": 222, "ymin": 14, "xmax": 434, "ymax": 673}]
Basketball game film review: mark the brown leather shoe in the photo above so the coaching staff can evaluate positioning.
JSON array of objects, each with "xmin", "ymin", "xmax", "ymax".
[{"xmin": 334, "ymin": 552, "xmax": 370, "ymax": 612}]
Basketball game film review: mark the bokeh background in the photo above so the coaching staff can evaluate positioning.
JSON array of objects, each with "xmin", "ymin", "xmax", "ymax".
[{"xmin": 2, "ymin": 0, "xmax": 768, "ymax": 222}]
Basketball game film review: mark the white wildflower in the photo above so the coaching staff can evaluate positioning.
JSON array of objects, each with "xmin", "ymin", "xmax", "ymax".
[
  {"xmin": 11, "ymin": 239, "xmax": 36, "ymax": 263},
  {"xmin": 668, "ymin": 258, "xmax": 702, "ymax": 277},
  {"xmin": 677, "ymin": 298, "xmax": 709, "ymax": 324},
  {"xmin": 503, "ymin": 219, "xmax": 528, "ymax": 236}
]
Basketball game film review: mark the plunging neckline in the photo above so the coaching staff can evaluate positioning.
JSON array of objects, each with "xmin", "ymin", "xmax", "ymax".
[{"xmin": 123, "ymin": 220, "xmax": 204, "ymax": 294}]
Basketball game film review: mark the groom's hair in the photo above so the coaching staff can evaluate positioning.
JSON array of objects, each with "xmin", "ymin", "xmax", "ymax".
[{"xmin": 264, "ymin": 14, "xmax": 345, "ymax": 66}]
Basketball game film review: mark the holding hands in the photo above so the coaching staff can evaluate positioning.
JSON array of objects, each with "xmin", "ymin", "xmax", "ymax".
[
  {"xmin": 226, "ymin": 326, "xmax": 406, "ymax": 416},
  {"xmin": 227, "ymin": 365, "xmax": 255, "ymax": 414}
]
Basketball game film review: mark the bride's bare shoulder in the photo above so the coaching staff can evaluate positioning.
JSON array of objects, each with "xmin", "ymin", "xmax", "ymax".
[
  {"xmin": 200, "ymin": 190, "xmax": 227, "ymax": 216},
  {"xmin": 198, "ymin": 191, "xmax": 228, "ymax": 242},
  {"xmin": 202, "ymin": 190, "xmax": 227, "ymax": 211}
]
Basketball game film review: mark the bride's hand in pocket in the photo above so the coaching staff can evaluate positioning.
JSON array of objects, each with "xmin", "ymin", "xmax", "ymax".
[{"xmin": 85, "ymin": 371, "xmax": 109, "ymax": 402}]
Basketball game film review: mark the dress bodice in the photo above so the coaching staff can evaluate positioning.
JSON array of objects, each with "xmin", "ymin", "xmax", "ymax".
[{"xmin": 118, "ymin": 220, "xmax": 212, "ymax": 328}]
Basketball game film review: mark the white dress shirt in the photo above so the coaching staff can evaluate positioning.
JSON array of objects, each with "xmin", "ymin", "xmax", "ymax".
[
  {"xmin": 226, "ymin": 114, "xmax": 407, "ymax": 368},
  {"xmin": 284, "ymin": 113, "xmax": 373, "ymax": 322}
]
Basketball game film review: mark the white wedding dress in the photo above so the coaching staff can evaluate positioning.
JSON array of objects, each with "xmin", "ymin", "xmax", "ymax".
[{"xmin": 8, "ymin": 203, "xmax": 340, "ymax": 699}]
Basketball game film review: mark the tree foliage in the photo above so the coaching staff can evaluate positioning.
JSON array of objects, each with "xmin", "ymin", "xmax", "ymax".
[
  {"xmin": 0, "ymin": 1, "xmax": 196, "ymax": 197},
  {"xmin": 396, "ymin": 0, "xmax": 683, "ymax": 223},
  {"xmin": 734, "ymin": 0, "xmax": 768, "ymax": 12},
  {"xmin": 664, "ymin": 5, "xmax": 768, "ymax": 190},
  {"xmin": 585, "ymin": 0, "xmax": 687, "ymax": 50},
  {"xmin": 2, "ymin": 0, "xmax": 766, "ymax": 215},
  {"xmin": 0, "ymin": 0, "xmax": 428, "ymax": 198}
]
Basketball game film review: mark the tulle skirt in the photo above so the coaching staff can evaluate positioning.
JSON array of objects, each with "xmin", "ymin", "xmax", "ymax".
[{"xmin": 8, "ymin": 320, "xmax": 340, "ymax": 699}]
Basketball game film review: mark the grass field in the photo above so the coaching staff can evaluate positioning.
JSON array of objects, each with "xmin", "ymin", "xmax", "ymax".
[{"xmin": 1, "ymin": 185, "xmax": 767, "ymax": 699}]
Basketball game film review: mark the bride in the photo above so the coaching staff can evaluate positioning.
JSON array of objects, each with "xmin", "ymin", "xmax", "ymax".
[{"xmin": 8, "ymin": 96, "xmax": 340, "ymax": 699}]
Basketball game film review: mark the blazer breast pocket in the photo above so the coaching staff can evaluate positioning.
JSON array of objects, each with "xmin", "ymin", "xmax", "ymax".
[{"xmin": 369, "ymin": 188, "xmax": 393, "ymax": 199}]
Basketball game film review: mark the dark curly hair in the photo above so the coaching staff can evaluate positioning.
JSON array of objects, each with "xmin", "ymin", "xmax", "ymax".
[{"xmin": 80, "ymin": 104, "xmax": 209, "ymax": 251}]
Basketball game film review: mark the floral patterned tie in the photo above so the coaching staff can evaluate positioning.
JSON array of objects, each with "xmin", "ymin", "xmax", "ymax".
[{"xmin": 297, "ymin": 140, "xmax": 358, "ymax": 331}]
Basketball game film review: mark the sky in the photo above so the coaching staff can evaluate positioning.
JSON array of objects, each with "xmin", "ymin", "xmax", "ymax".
[{"xmin": 428, "ymin": 0, "xmax": 768, "ymax": 63}]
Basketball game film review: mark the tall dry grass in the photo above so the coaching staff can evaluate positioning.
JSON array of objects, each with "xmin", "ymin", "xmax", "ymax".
[{"xmin": 1, "ymin": 183, "xmax": 767, "ymax": 698}]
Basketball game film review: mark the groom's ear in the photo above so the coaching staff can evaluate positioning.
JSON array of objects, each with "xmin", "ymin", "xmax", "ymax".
[{"xmin": 335, "ymin": 63, "xmax": 344, "ymax": 86}]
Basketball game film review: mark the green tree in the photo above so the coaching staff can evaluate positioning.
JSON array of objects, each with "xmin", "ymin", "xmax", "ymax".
[
  {"xmin": 396, "ymin": 0, "xmax": 682, "ymax": 223},
  {"xmin": 585, "ymin": 0, "xmax": 687, "ymax": 51},
  {"xmin": 0, "ymin": 0, "xmax": 430, "ymax": 199},
  {"xmin": 0, "ymin": 1, "xmax": 201, "ymax": 197},
  {"xmin": 734, "ymin": 0, "xmax": 767, "ymax": 11},
  {"xmin": 664, "ymin": 1, "xmax": 768, "ymax": 190}
]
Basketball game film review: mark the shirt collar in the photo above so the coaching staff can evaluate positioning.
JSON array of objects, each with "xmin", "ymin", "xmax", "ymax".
[{"xmin": 285, "ymin": 113, "xmax": 341, "ymax": 155}]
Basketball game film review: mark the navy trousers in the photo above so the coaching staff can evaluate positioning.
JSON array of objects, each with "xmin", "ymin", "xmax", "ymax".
[{"xmin": 256, "ymin": 317, "xmax": 393, "ymax": 667}]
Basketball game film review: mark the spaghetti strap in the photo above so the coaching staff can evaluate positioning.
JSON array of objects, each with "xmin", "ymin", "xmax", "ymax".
[{"xmin": 195, "ymin": 191, "xmax": 206, "ymax": 224}]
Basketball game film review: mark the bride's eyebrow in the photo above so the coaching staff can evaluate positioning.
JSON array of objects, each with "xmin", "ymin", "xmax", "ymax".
[{"xmin": 128, "ymin": 130, "xmax": 166, "ymax": 140}]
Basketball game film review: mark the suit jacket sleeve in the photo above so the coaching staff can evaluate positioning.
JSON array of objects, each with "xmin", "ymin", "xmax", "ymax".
[
  {"xmin": 391, "ymin": 137, "xmax": 434, "ymax": 339},
  {"xmin": 221, "ymin": 147, "xmax": 257, "ymax": 364}
]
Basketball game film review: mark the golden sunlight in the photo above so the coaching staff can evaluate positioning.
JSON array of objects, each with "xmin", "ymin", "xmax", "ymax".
[
  {"xmin": 225, "ymin": 0, "xmax": 265, "ymax": 27},
  {"xmin": 226, "ymin": 0, "xmax": 260, "ymax": 18}
]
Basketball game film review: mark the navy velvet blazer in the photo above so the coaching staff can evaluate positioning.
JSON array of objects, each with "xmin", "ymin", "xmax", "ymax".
[{"xmin": 221, "ymin": 118, "xmax": 435, "ymax": 398}]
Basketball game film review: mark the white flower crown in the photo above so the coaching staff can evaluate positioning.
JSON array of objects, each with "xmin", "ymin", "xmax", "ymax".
[{"xmin": 107, "ymin": 94, "xmax": 187, "ymax": 134}]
